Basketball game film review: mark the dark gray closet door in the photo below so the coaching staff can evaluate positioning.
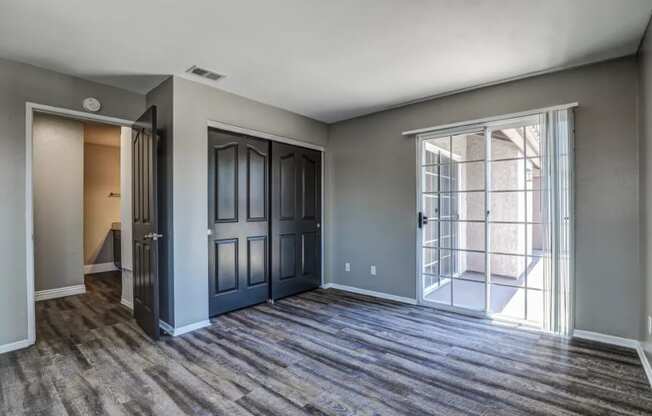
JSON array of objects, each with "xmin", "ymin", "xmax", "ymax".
[
  {"xmin": 271, "ymin": 142, "xmax": 322, "ymax": 300},
  {"xmin": 208, "ymin": 129, "xmax": 270, "ymax": 316},
  {"xmin": 132, "ymin": 106, "xmax": 160, "ymax": 339}
]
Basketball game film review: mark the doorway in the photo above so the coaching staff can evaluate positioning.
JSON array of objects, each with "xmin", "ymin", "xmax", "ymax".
[
  {"xmin": 207, "ymin": 127, "xmax": 323, "ymax": 317},
  {"xmin": 29, "ymin": 109, "xmax": 134, "ymax": 343},
  {"xmin": 417, "ymin": 109, "xmax": 574, "ymax": 333}
]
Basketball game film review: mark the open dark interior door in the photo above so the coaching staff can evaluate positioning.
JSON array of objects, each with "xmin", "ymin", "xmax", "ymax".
[{"xmin": 132, "ymin": 106, "xmax": 160, "ymax": 340}]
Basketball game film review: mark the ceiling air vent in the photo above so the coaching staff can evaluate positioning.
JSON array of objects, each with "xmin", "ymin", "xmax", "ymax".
[{"xmin": 186, "ymin": 65, "xmax": 224, "ymax": 82}]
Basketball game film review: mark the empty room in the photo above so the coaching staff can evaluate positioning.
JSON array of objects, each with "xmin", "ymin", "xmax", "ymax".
[{"xmin": 2, "ymin": 1, "xmax": 652, "ymax": 415}]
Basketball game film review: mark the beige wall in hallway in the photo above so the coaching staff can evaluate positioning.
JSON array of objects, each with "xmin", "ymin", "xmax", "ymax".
[{"xmin": 83, "ymin": 131, "xmax": 121, "ymax": 265}]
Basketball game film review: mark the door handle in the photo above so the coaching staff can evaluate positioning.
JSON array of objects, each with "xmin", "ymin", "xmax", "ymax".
[
  {"xmin": 418, "ymin": 212, "xmax": 429, "ymax": 228},
  {"xmin": 144, "ymin": 232, "xmax": 164, "ymax": 241}
]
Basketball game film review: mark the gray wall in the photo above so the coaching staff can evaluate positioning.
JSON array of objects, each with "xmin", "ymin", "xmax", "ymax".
[
  {"xmin": 33, "ymin": 114, "xmax": 84, "ymax": 291},
  {"xmin": 0, "ymin": 58, "xmax": 145, "ymax": 346},
  {"xmin": 639, "ymin": 21, "xmax": 652, "ymax": 358},
  {"xmin": 171, "ymin": 76, "xmax": 328, "ymax": 327},
  {"xmin": 327, "ymin": 56, "xmax": 640, "ymax": 339}
]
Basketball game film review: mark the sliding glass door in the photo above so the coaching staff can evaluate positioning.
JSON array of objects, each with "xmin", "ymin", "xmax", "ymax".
[
  {"xmin": 486, "ymin": 117, "xmax": 544, "ymax": 324},
  {"xmin": 420, "ymin": 130, "xmax": 487, "ymax": 313},
  {"xmin": 417, "ymin": 110, "xmax": 573, "ymax": 332}
]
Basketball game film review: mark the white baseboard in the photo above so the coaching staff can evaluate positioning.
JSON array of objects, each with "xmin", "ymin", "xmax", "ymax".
[
  {"xmin": 120, "ymin": 297, "xmax": 133, "ymax": 310},
  {"xmin": 321, "ymin": 283, "xmax": 417, "ymax": 305},
  {"xmin": 159, "ymin": 319, "xmax": 212, "ymax": 337},
  {"xmin": 35, "ymin": 284, "xmax": 86, "ymax": 301},
  {"xmin": 573, "ymin": 329, "xmax": 652, "ymax": 388},
  {"xmin": 637, "ymin": 344, "xmax": 652, "ymax": 388},
  {"xmin": 572, "ymin": 330, "xmax": 639, "ymax": 349},
  {"xmin": 0, "ymin": 338, "xmax": 33, "ymax": 354},
  {"xmin": 84, "ymin": 262, "xmax": 118, "ymax": 274}
]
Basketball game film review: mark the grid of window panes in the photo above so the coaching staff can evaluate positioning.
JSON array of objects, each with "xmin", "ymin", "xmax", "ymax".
[
  {"xmin": 421, "ymin": 132, "xmax": 486, "ymax": 312},
  {"xmin": 488, "ymin": 124, "xmax": 544, "ymax": 324}
]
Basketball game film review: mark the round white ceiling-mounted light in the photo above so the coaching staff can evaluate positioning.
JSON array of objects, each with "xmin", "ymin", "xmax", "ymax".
[{"xmin": 82, "ymin": 97, "xmax": 101, "ymax": 112}]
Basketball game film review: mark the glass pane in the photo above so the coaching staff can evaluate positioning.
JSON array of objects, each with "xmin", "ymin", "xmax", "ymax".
[
  {"xmin": 453, "ymin": 279, "xmax": 485, "ymax": 311},
  {"xmin": 526, "ymin": 158, "xmax": 542, "ymax": 191},
  {"xmin": 490, "ymin": 223, "xmax": 526, "ymax": 255},
  {"xmin": 423, "ymin": 194, "xmax": 438, "ymax": 219},
  {"xmin": 422, "ymin": 165, "xmax": 439, "ymax": 192},
  {"xmin": 527, "ymin": 256, "xmax": 544, "ymax": 290},
  {"xmin": 424, "ymin": 278, "xmax": 451, "ymax": 305},
  {"xmin": 422, "ymin": 273, "xmax": 430, "ymax": 289},
  {"xmin": 528, "ymin": 223, "xmax": 545, "ymax": 255},
  {"xmin": 489, "ymin": 254, "xmax": 525, "ymax": 287},
  {"xmin": 423, "ymin": 148, "xmax": 437, "ymax": 165},
  {"xmin": 439, "ymin": 221, "xmax": 453, "ymax": 249},
  {"xmin": 439, "ymin": 221, "xmax": 485, "ymax": 252},
  {"xmin": 439, "ymin": 163, "xmax": 455, "ymax": 192},
  {"xmin": 422, "ymin": 221, "xmax": 438, "ymax": 247},
  {"xmin": 526, "ymin": 289, "xmax": 543, "ymax": 323},
  {"xmin": 451, "ymin": 132, "xmax": 485, "ymax": 162},
  {"xmin": 526, "ymin": 190, "xmax": 543, "ymax": 223},
  {"xmin": 491, "ymin": 286, "xmax": 525, "ymax": 319},
  {"xmin": 439, "ymin": 249, "xmax": 454, "ymax": 278},
  {"xmin": 490, "ymin": 191, "xmax": 525, "ymax": 222},
  {"xmin": 422, "ymin": 247, "xmax": 438, "ymax": 275},
  {"xmin": 524, "ymin": 124, "xmax": 542, "ymax": 158},
  {"xmin": 423, "ymin": 136, "xmax": 450, "ymax": 164},
  {"xmin": 455, "ymin": 191, "xmax": 484, "ymax": 221},
  {"xmin": 491, "ymin": 127, "xmax": 524, "ymax": 160},
  {"xmin": 453, "ymin": 250, "xmax": 485, "ymax": 280},
  {"xmin": 439, "ymin": 193, "xmax": 453, "ymax": 220},
  {"xmin": 490, "ymin": 159, "xmax": 525, "ymax": 191},
  {"xmin": 451, "ymin": 161, "xmax": 485, "ymax": 192}
]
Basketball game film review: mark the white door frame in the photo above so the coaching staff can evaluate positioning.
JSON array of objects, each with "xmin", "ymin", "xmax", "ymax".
[
  {"xmin": 206, "ymin": 119, "xmax": 326, "ymax": 288},
  {"xmin": 25, "ymin": 102, "xmax": 134, "ymax": 346},
  {"xmin": 415, "ymin": 125, "xmax": 489, "ymax": 319},
  {"xmin": 414, "ymin": 108, "xmax": 575, "ymax": 327}
]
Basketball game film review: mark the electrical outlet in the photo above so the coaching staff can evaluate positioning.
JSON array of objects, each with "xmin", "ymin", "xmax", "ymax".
[
  {"xmin": 370, "ymin": 265, "xmax": 376, "ymax": 276},
  {"xmin": 648, "ymin": 316, "xmax": 652, "ymax": 336},
  {"xmin": 345, "ymin": 262, "xmax": 351, "ymax": 272}
]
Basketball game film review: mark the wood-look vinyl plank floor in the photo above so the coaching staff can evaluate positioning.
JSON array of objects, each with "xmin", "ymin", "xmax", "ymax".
[{"xmin": 1, "ymin": 271, "xmax": 651, "ymax": 415}]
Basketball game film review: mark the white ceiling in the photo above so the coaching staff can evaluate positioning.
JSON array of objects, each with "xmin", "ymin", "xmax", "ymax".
[{"xmin": 1, "ymin": 1, "xmax": 650, "ymax": 123}]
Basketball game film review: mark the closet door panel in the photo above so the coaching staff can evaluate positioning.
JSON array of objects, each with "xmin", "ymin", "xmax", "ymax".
[
  {"xmin": 208, "ymin": 129, "xmax": 269, "ymax": 316},
  {"xmin": 271, "ymin": 142, "xmax": 321, "ymax": 300}
]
